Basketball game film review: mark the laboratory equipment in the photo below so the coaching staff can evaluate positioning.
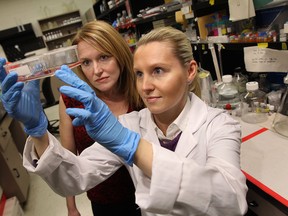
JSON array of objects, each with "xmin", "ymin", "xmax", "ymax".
[
  {"xmin": 241, "ymin": 81, "xmax": 268, "ymax": 124},
  {"xmin": 258, "ymin": 73, "xmax": 271, "ymax": 93},
  {"xmin": 273, "ymin": 74, "xmax": 288, "ymax": 138},
  {"xmin": 217, "ymin": 74, "xmax": 240, "ymax": 110},
  {"xmin": 4, "ymin": 45, "xmax": 80, "ymax": 82},
  {"xmin": 198, "ymin": 67, "xmax": 213, "ymax": 105},
  {"xmin": 233, "ymin": 68, "xmax": 248, "ymax": 94}
]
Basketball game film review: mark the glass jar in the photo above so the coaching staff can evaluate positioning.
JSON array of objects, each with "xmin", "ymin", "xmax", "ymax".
[
  {"xmin": 258, "ymin": 73, "xmax": 271, "ymax": 93},
  {"xmin": 217, "ymin": 74, "xmax": 240, "ymax": 110},
  {"xmin": 233, "ymin": 68, "xmax": 248, "ymax": 94},
  {"xmin": 241, "ymin": 81, "xmax": 268, "ymax": 124}
]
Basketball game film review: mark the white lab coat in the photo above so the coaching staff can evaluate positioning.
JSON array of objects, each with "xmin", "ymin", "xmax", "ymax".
[{"xmin": 23, "ymin": 93, "xmax": 248, "ymax": 216}]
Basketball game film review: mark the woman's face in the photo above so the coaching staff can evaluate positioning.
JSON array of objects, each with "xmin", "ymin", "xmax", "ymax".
[
  {"xmin": 133, "ymin": 41, "xmax": 196, "ymax": 120},
  {"xmin": 77, "ymin": 40, "xmax": 121, "ymax": 93}
]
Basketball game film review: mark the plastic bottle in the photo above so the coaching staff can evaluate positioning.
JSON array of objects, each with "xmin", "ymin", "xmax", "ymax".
[
  {"xmin": 217, "ymin": 74, "xmax": 240, "ymax": 110},
  {"xmin": 241, "ymin": 81, "xmax": 268, "ymax": 124}
]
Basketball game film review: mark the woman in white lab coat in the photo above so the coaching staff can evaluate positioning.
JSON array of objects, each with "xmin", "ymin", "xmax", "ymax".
[{"xmin": 0, "ymin": 27, "xmax": 248, "ymax": 216}]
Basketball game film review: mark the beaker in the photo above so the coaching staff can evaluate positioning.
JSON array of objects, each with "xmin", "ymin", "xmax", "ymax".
[
  {"xmin": 273, "ymin": 74, "xmax": 288, "ymax": 138},
  {"xmin": 198, "ymin": 67, "xmax": 213, "ymax": 105}
]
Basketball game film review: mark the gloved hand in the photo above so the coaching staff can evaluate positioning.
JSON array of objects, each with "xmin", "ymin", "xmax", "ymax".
[
  {"xmin": 55, "ymin": 65, "xmax": 140, "ymax": 165},
  {"xmin": 1, "ymin": 72, "xmax": 48, "ymax": 137}
]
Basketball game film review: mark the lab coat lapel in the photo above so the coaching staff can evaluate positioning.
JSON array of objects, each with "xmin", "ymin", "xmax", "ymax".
[
  {"xmin": 174, "ymin": 93, "xmax": 209, "ymax": 157},
  {"xmin": 175, "ymin": 130, "xmax": 197, "ymax": 157},
  {"xmin": 139, "ymin": 109, "xmax": 161, "ymax": 146}
]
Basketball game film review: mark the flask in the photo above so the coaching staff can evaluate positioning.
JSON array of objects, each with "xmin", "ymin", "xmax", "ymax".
[
  {"xmin": 272, "ymin": 74, "xmax": 288, "ymax": 137},
  {"xmin": 241, "ymin": 81, "xmax": 268, "ymax": 124},
  {"xmin": 217, "ymin": 74, "xmax": 240, "ymax": 110}
]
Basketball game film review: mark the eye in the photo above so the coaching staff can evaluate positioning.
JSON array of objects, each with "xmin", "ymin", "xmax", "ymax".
[
  {"xmin": 99, "ymin": 55, "xmax": 110, "ymax": 61},
  {"xmin": 81, "ymin": 59, "xmax": 91, "ymax": 67},
  {"xmin": 135, "ymin": 71, "xmax": 143, "ymax": 78},
  {"xmin": 153, "ymin": 67, "xmax": 164, "ymax": 76}
]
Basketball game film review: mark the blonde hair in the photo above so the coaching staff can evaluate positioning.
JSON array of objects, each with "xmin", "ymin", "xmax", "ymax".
[
  {"xmin": 72, "ymin": 20, "xmax": 144, "ymax": 110},
  {"xmin": 136, "ymin": 27, "xmax": 201, "ymax": 97}
]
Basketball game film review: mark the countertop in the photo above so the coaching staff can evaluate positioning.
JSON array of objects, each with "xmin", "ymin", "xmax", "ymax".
[{"xmin": 237, "ymin": 113, "xmax": 288, "ymax": 209}]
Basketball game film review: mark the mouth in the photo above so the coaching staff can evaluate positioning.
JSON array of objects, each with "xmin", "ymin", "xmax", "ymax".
[
  {"xmin": 96, "ymin": 77, "xmax": 109, "ymax": 83},
  {"xmin": 145, "ymin": 96, "xmax": 161, "ymax": 103}
]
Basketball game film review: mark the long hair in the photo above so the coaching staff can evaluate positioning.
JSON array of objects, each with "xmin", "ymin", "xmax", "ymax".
[
  {"xmin": 72, "ymin": 20, "xmax": 144, "ymax": 110},
  {"xmin": 135, "ymin": 27, "xmax": 201, "ymax": 98}
]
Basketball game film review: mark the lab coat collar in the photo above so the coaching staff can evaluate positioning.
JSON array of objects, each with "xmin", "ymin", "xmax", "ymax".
[
  {"xmin": 174, "ymin": 93, "xmax": 209, "ymax": 156},
  {"xmin": 186, "ymin": 92, "xmax": 209, "ymax": 134},
  {"xmin": 139, "ymin": 93, "xmax": 210, "ymax": 157}
]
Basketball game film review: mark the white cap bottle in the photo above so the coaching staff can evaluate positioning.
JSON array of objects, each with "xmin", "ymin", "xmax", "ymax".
[{"xmin": 241, "ymin": 81, "xmax": 268, "ymax": 124}]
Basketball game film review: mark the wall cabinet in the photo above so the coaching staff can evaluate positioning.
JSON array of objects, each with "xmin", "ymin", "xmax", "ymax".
[
  {"xmin": 0, "ymin": 115, "xmax": 29, "ymax": 203},
  {"xmin": 38, "ymin": 10, "xmax": 83, "ymax": 50}
]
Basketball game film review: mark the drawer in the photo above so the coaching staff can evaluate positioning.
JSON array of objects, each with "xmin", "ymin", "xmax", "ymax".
[
  {"xmin": 247, "ymin": 189, "xmax": 287, "ymax": 216},
  {"xmin": 0, "ymin": 115, "xmax": 13, "ymax": 151},
  {"xmin": 0, "ymin": 127, "xmax": 11, "ymax": 151},
  {"xmin": 0, "ymin": 136, "xmax": 30, "ymax": 202}
]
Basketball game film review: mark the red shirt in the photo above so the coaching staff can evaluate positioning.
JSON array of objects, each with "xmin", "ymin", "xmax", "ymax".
[{"xmin": 62, "ymin": 94, "xmax": 135, "ymax": 204}]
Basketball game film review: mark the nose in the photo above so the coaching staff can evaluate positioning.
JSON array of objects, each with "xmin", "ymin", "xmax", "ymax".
[
  {"xmin": 141, "ymin": 74, "xmax": 154, "ymax": 92},
  {"xmin": 93, "ymin": 61, "xmax": 103, "ymax": 76}
]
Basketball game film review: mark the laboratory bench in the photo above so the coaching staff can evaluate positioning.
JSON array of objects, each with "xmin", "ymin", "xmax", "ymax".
[{"xmin": 239, "ymin": 114, "xmax": 288, "ymax": 215}]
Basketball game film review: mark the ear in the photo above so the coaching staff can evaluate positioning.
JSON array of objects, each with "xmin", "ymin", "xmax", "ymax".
[{"xmin": 186, "ymin": 60, "xmax": 197, "ymax": 84}]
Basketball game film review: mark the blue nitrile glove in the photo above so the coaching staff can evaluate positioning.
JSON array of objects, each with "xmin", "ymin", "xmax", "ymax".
[
  {"xmin": 55, "ymin": 65, "xmax": 140, "ymax": 165},
  {"xmin": 0, "ymin": 58, "xmax": 6, "ymax": 82},
  {"xmin": 1, "ymin": 72, "xmax": 48, "ymax": 137}
]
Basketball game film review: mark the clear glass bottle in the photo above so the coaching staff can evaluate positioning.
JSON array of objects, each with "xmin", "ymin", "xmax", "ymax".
[
  {"xmin": 258, "ymin": 73, "xmax": 271, "ymax": 93},
  {"xmin": 233, "ymin": 68, "xmax": 248, "ymax": 94},
  {"xmin": 116, "ymin": 13, "xmax": 121, "ymax": 26},
  {"xmin": 241, "ymin": 81, "xmax": 268, "ymax": 124},
  {"xmin": 272, "ymin": 74, "xmax": 288, "ymax": 137},
  {"xmin": 121, "ymin": 10, "xmax": 127, "ymax": 25},
  {"xmin": 217, "ymin": 74, "xmax": 240, "ymax": 110}
]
